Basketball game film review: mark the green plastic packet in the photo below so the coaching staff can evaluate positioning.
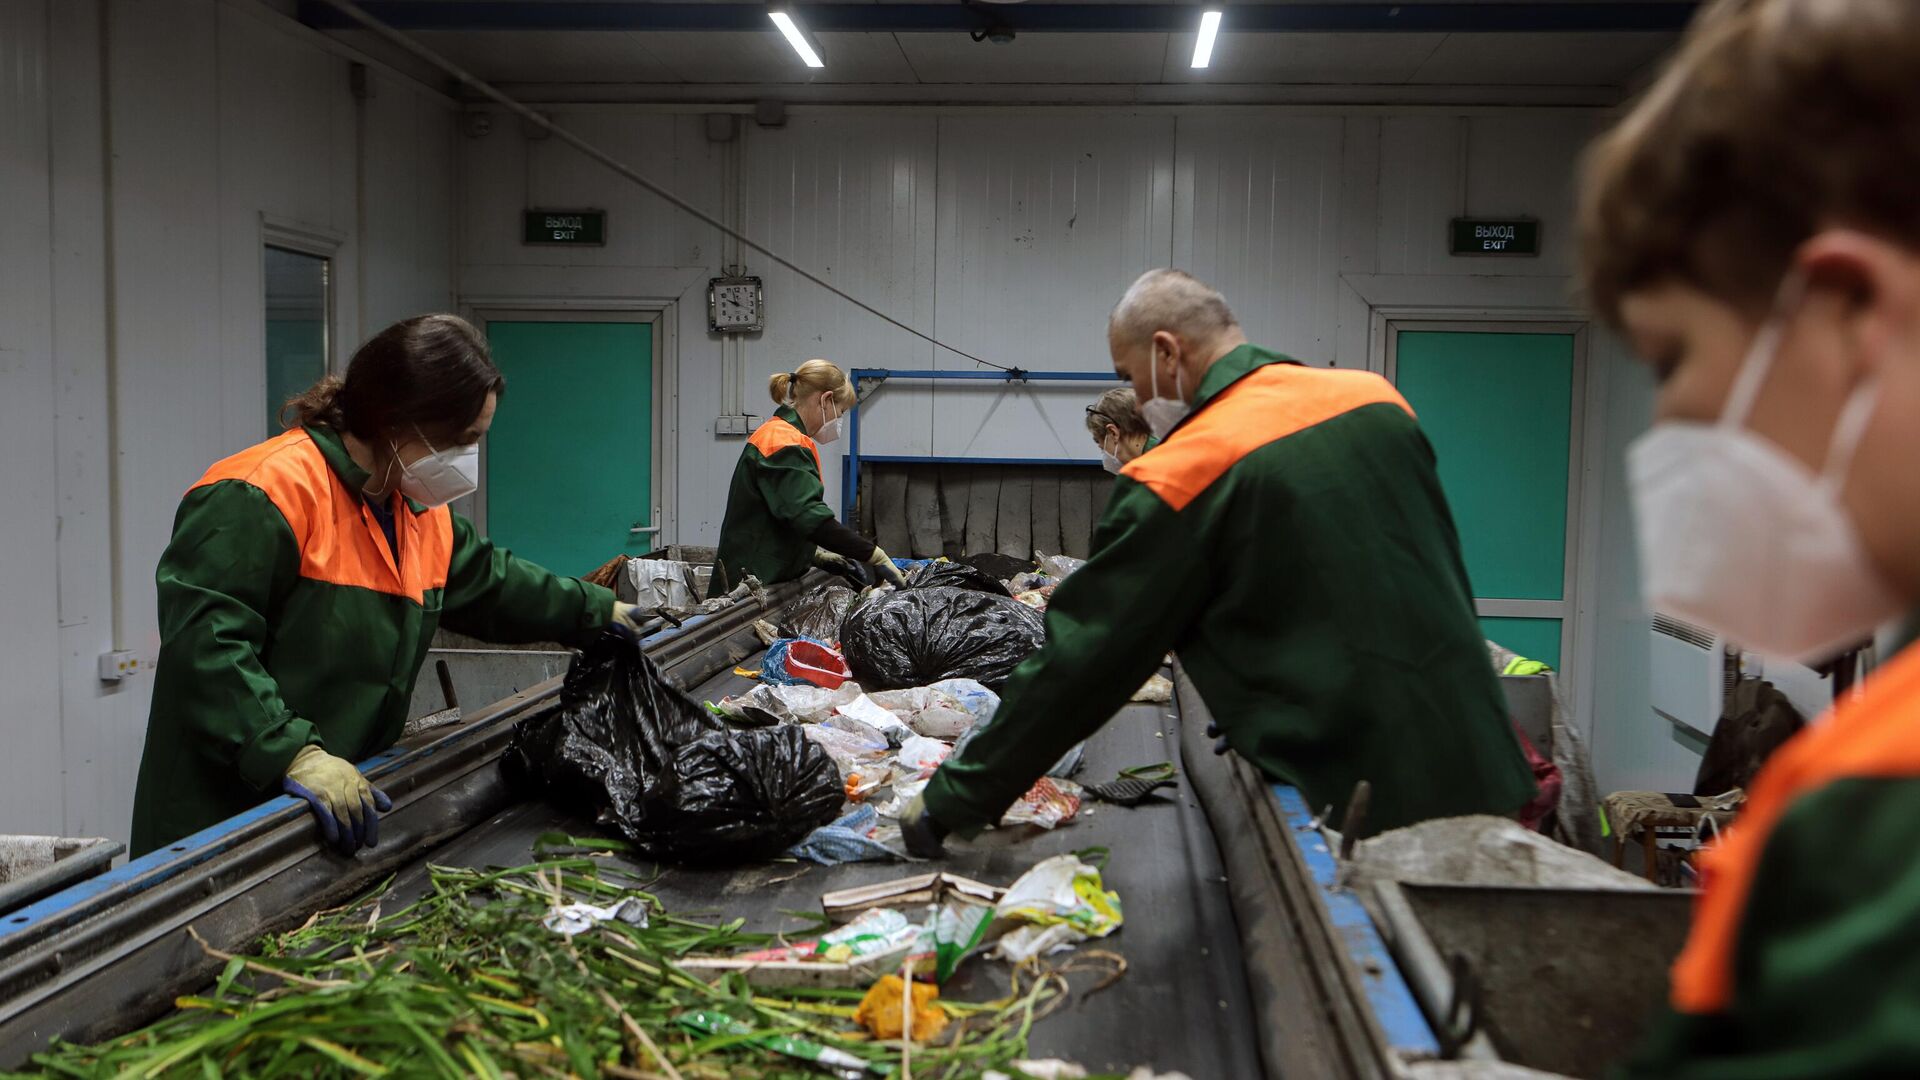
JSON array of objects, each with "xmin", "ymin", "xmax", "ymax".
[
  {"xmin": 676, "ymin": 1009, "xmax": 890, "ymax": 1077},
  {"xmin": 932, "ymin": 898, "xmax": 995, "ymax": 983}
]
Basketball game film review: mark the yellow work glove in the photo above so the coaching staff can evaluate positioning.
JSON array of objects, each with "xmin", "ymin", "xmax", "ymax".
[
  {"xmin": 281, "ymin": 745, "xmax": 391, "ymax": 855},
  {"xmin": 612, "ymin": 601, "xmax": 647, "ymax": 631},
  {"xmin": 867, "ymin": 546, "xmax": 909, "ymax": 588},
  {"xmin": 812, "ymin": 548, "xmax": 857, "ymax": 575}
]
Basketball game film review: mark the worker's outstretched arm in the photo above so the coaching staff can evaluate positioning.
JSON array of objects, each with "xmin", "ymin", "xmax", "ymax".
[
  {"xmin": 921, "ymin": 479, "xmax": 1209, "ymax": 834},
  {"xmin": 440, "ymin": 514, "xmax": 614, "ymax": 643},
  {"xmin": 152, "ymin": 481, "xmax": 315, "ymax": 790},
  {"xmin": 752, "ymin": 447, "xmax": 905, "ymax": 584}
]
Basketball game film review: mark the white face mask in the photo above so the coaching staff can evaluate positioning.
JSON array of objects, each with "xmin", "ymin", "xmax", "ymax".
[
  {"xmin": 813, "ymin": 399, "xmax": 844, "ymax": 445},
  {"xmin": 1627, "ymin": 276, "xmax": 1899, "ymax": 663},
  {"xmin": 1099, "ymin": 435, "xmax": 1124, "ymax": 475},
  {"xmin": 1139, "ymin": 343, "xmax": 1190, "ymax": 442},
  {"xmin": 394, "ymin": 435, "xmax": 480, "ymax": 508}
]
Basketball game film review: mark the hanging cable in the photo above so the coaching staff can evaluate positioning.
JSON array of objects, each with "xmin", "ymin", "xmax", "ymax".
[{"xmin": 318, "ymin": 0, "xmax": 1017, "ymax": 373}]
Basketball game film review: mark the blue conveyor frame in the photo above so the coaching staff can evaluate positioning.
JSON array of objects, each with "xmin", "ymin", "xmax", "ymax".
[{"xmin": 841, "ymin": 367, "xmax": 1121, "ymax": 521}]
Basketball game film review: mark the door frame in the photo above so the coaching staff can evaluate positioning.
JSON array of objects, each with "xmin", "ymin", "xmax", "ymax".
[
  {"xmin": 467, "ymin": 306, "xmax": 678, "ymax": 548},
  {"xmin": 1379, "ymin": 315, "xmax": 1590, "ymax": 685}
]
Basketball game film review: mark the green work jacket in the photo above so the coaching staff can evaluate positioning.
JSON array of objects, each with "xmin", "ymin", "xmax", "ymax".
[
  {"xmin": 710, "ymin": 406, "xmax": 835, "ymax": 597},
  {"xmin": 925, "ymin": 345, "xmax": 1537, "ymax": 835},
  {"xmin": 130, "ymin": 426, "xmax": 613, "ymax": 856},
  {"xmin": 1621, "ymin": 631, "xmax": 1920, "ymax": 1079}
]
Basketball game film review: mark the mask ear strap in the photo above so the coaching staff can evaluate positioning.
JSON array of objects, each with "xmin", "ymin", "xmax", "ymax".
[
  {"xmin": 1722, "ymin": 274, "xmax": 1807, "ymax": 429},
  {"xmin": 1819, "ymin": 378, "xmax": 1880, "ymax": 497}
]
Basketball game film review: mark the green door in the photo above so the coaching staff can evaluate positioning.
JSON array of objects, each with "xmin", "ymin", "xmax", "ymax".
[
  {"xmin": 484, "ymin": 320, "xmax": 654, "ymax": 576},
  {"xmin": 1393, "ymin": 328, "xmax": 1577, "ymax": 667}
]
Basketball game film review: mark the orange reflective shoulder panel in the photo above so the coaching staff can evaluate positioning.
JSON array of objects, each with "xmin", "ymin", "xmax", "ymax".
[
  {"xmin": 190, "ymin": 430, "xmax": 325, "ymax": 541},
  {"xmin": 1669, "ymin": 644, "xmax": 1920, "ymax": 1013},
  {"xmin": 188, "ymin": 430, "xmax": 436, "ymax": 602},
  {"xmin": 405, "ymin": 506, "xmax": 456, "ymax": 598},
  {"xmin": 1123, "ymin": 365, "xmax": 1413, "ymax": 511},
  {"xmin": 749, "ymin": 418, "xmax": 823, "ymax": 475}
]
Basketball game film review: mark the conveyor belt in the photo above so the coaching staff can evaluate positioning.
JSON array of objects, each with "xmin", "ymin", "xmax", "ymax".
[{"xmin": 386, "ymin": 652, "xmax": 1264, "ymax": 1078}]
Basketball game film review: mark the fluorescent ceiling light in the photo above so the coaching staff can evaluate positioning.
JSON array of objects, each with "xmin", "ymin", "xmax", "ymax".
[
  {"xmin": 769, "ymin": 10, "xmax": 825, "ymax": 68},
  {"xmin": 1191, "ymin": 9, "xmax": 1222, "ymax": 69}
]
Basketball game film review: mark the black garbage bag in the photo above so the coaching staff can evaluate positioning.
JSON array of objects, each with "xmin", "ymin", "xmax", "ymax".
[
  {"xmin": 503, "ymin": 628, "xmax": 842, "ymax": 863},
  {"xmin": 840, "ymin": 585, "xmax": 1045, "ymax": 690},
  {"xmin": 904, "ymin": 561, "xmax": 1012, "ymax": 596},
  {"xmin": 958, "ymin": 552, "xmax": 1032, "ymax": 582},
  {"xmin": 778, "ymin": 585, "xmax": 860, "ymax": 642}
]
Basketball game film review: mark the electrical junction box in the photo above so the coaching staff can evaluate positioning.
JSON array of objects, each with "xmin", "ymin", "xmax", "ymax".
[{"xmin": 98, "ymin": 651, "xmax": 152, "ymax": 683}]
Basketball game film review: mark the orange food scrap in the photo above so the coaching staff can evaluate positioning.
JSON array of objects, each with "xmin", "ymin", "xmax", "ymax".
[{"xmin": 853, "ymin": 975, "xmax": 947, "ymax": 1042}]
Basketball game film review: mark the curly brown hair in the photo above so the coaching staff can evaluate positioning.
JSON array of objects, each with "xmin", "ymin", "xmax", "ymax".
[{"xmin": 1578, "ymin": 0, "xmax": 1920, "ymax": 324}]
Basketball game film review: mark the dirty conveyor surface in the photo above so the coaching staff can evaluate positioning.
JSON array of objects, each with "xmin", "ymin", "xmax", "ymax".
[{"xmin": 386, "ymin": 656, "xmax": 1264, "ymax": 1077}]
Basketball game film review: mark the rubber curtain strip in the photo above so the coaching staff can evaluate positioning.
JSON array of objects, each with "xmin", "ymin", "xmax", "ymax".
[{"xmin": 319, "ymin": 0, "xmax": 1016, "ymax": 373}]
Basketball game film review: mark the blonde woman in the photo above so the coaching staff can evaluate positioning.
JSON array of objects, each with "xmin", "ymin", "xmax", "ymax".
[
  {"xmin": 1083, "ymin": 387, "xmax": 1153, "ymax": 473},
  {"xmin": 711, "ymin": 360, "xmax": 906, "ymax": 596}
]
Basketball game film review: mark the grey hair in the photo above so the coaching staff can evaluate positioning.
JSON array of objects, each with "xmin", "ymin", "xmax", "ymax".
[{"xmin": 1107, "ymin": 269, "xmax": 1239, "ymax": 346}]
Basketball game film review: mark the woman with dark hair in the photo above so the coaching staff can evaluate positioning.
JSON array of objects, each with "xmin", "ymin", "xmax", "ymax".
[{"xmin": 130, "ymin": 314, "xmax": 642, "ymax": 857}]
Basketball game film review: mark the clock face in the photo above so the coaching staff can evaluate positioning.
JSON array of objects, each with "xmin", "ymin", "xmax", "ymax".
[{"xmin": 710, "ymin": 278, "xmax": 762, "ymax": 332}]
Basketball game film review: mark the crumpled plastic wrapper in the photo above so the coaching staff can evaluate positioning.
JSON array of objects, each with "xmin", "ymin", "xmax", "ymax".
[{"xmin": 1001, "ymin": 777, "xmax": 1083, "ymax": 830}]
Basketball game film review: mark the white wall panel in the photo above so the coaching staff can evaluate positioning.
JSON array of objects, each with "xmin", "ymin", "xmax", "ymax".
[
  {"xmin": 742, "ymin": 113, "xmax": 939, "ymax": 515},
  {"xmin": 1461, "ymin": 112, "xmax": 1597, "ymax": 279},
  {"xmin": 929, "ymin": 113, "xmax": 1174, "ymax": 459},
  {"xmin": 1376, "ymin": 111, "xmax": 1601, "ymax": 279},
  {"xmin": 0, "ymin": 0, "xmax": 457, "ymax": 846},
  {"xmin": 107, "ymin": 0, "xmax": 229, "ymax": 701},
  {"xmin": 49, "ymin": 0, "xmax": 142, "ymax": 841},
  {"xmin": 1375, "ymin": 114, "xmax": 1469, "ymax": 277},
  {"xmin": 0, "ymin": 0, "xmax": 68, "ymax": 835},
  {"xmin": 1173, "ymin": 113, "xmax": 1346, "ymax": 363},
  {"xmin": 362, "ymin": 67, "xmax": 457, "ymax": 329},
  {"xmin": 217, "ymin": 8, "xmax": 358, "ymax": 442}
]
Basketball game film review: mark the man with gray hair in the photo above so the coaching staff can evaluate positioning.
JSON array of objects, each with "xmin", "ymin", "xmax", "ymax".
[{"xmin": 905, "ymin": 269, "xmax": 1535, "ymax": 853}]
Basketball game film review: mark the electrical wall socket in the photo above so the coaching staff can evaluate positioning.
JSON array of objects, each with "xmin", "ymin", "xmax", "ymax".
[
  {"xmin": 98, "ymin": 650, "xmax": 151, "ymax": 683},
  {"xmin": 714, "ymin": 414, "xmax": 752, "ymax": 437}
]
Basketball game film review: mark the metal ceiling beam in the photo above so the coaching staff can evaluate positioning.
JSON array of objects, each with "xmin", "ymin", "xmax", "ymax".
[{"xmin": 299, "ymin": 3, "xmax": 1699, "ymax": 34}]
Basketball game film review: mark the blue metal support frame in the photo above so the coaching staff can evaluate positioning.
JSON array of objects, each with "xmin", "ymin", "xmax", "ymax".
[
  {"xmin": 1271, "ymin": 785, "xmax": 1442, "ymax": 1058},
  {"xmin": 841, "ymin": 367, "xmax": 1120, "ymax": 522},
  {"xmin": 0, "ymin": 605, "xmax": 733, "ymax": 948}
]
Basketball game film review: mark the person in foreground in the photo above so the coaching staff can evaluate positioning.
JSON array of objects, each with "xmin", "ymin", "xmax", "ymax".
[
  {"xmin": 1578, "ymin": 1, "xmax": 1920, "ymax": 1074},
  {"xmin": 1084, "ymin": 387, "xmax": 1152, "ymax": 473},
  {"xmin": 132, "ymin": 315, "xmax": 645, "ymax": 858},
  {"xmin": 710, "ymin": 359, "xmax": 907, "ymax": 597},
  {"xmin": 901, "ymin": 269, "xmax": 1537, "ymax": 853}
]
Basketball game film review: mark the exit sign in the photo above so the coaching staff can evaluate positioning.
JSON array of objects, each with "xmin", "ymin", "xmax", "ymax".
[
  {"xmin": 523, "ymin": 209, "xmax": 606, "ymax": 246},
  {"xmin": 1450, "ymin": 218, "xmax": 1539, "ymax": 256}
]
